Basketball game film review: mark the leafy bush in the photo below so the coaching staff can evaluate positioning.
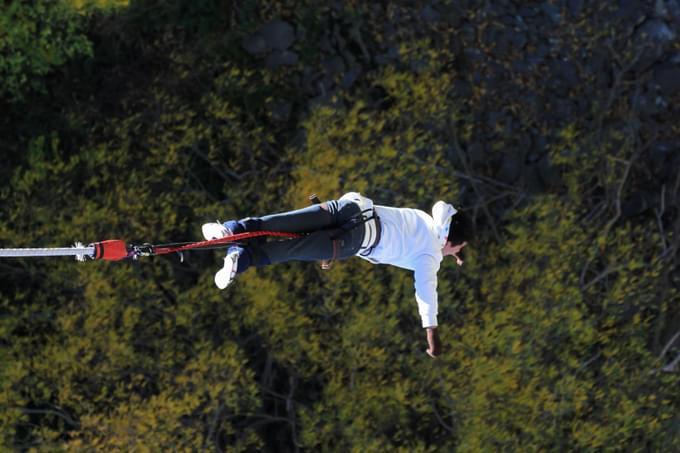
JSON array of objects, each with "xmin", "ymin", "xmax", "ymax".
[{"xmin": 0, "ymin": 0, "xmax": 92, "ymax": 102}]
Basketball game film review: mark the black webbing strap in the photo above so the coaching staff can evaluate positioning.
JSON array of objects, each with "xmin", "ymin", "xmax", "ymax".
[{"xmin": 309, "ymin": 194, "xmax": 334, "ymax": 270}]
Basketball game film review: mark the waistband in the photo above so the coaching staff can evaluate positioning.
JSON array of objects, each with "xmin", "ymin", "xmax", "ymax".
[{"xmin": 358, "ymin": 210, "xmax": 381, "ymax": 257}]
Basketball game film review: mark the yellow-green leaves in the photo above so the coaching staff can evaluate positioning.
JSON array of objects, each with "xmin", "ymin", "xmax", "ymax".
[{"xmin": 0, "ymin": 0, "xmax": 92, "ymax": 102}]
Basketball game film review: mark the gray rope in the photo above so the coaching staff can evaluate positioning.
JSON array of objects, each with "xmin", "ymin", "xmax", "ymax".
[{"xmin": 0, "ymin": 244, "xmax": 95, "ymax": 261}]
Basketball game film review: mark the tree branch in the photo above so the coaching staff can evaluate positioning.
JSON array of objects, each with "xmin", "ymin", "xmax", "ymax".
[
  {"xmin": 287, "ymin": 375, "xmax": 300, "ymax": 453},
  {"xmin": 449, "ymin": 123, "xmax": 502, "ymax": 242},
  {"xmin": 659, "ymin": 331, "xmax": 680, "ymax": 360},
  {"xmin": 662, "ymin": 352, "xmax": 680, "ymax": 373},
  {"xmin": 188, "ymin": 145, "xmax": 242, "ymax": 182},
  {"xmin": 203, "ymin": 402, "xmax": 224, "ymax": 453},
  {"xmin": 430, "ymin": 400, "xmax": 454, "ymax": 434},
  {"xmin": 19, "ymin": 407, "xmax": 79, "ymax": 428}
]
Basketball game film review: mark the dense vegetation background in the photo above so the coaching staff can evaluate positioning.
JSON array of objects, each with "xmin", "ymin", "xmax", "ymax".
[{"xmin": 2, "ymin": 0, "xmax": 679, "ymax": 451}]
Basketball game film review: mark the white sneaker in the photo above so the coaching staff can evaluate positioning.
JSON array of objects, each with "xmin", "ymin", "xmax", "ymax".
[
  {"xmin": 214, "ymin": 247, "xmax": 241, "ymax": 289},
  {"xmin": 202, "ymin": 221, "xmax": 232, "ymax": 240}
]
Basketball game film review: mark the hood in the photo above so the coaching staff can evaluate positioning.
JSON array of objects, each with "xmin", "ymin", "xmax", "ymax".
[{"xmin": 432, "ymin": 201, "xmax": 457, "ymax": 248}]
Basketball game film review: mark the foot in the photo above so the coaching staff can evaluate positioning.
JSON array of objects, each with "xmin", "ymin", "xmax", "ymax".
[
  {"xmin": 214, "ymin": 246, "xmax": 242, "ymax": 289},
  {"xmin": 202, "ymin": 221, "xmax": 232, "ymax": 240}
]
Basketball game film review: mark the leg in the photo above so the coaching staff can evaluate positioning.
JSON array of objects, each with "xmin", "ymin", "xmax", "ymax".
[
  {"xmin": 234, "ymin": 200, "xmax": 365, "ymax": 274},
  {"xmin": 225, "ymin": 199, "xmax": 354, "ymax": 235}
]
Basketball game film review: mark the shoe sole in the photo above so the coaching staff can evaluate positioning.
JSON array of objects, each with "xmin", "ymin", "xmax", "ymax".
[{"xmin": 215, "ymin": 255, "xmax": 236, "ymax": 289}]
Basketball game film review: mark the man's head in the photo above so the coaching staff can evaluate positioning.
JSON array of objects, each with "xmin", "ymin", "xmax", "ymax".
[
  {"xmin": 447, "ymin": 210, "xmax": 472, "ymax": 246},
  {"xmin": 443, "ymin": 210, "xmax": 472, "ymax": 265}
]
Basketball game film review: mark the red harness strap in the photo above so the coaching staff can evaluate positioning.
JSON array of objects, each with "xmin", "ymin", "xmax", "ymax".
[
  {"xmin": 151, "ymin": 231, "xmax": 301, "ymax": 257},
  {"xmin": 93, "ymin": 240, "xmax": 129, "ymax": 261},
  {"xmin": 92, "ymin": 231, "xmax": 302, "ymax": 261}
]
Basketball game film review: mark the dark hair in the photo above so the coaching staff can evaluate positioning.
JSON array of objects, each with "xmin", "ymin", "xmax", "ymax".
[{"xmin": 447, "ymin": 210, "xmax": 473, "ymax": 245}]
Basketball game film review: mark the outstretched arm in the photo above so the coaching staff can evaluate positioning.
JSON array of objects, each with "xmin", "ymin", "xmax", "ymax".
[
  {"xmin": 414, "ymin": 256, "xmax": 440, "ymax": 357},
  {"xmin": 425, "ymin": 326, "xmax": 441, "ymax": 358}
]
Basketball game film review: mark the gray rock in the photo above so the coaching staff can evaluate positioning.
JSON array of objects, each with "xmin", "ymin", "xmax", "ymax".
[
  {"xmin": 265, "ymin": 50, "xmax": 299, "ymax": 68},
  {"xmin": 589, "ymin": 51, "xmax": 613, "ymax": 88},
  {"xmin": 482, "ymin": 24, "xmax": 506, "ymax": 52},
  {"xmin": 518, "ymin": 5, "xmax": 540, "ymax": 18},
  {"xmin": 421, "ymin": 5, "xmax": 441, "ymax": 23},
  {"xmin": 453, "ymin": 80, "xmax": 473, "ymax": 98},
  {"xmin": 467, "ymin": 142, "xmax": 485, "ymax": 164},
  {"xmin": 534, "ymin": 135, "xmax": 547, "ymax": 153},
  {"xmin": 376, "ymin": 43, "xmax": 396, "ymax": 65},
  {"xmin": 323, "ymin": 56, "xmax": 346, "ymax": 78},
  {"xmin": 462, "ymin": 47, "xmax": 484, "ymax": 70},
  {"xmin": 509, "ymin": 30, "xmax": 528, "ymax": 50},
  {"xmin": 242, "ymin": 34, "xmax": 268, "ymax": 55},
  {"xmin": 487, "ymin": 111, "xmax": 505, "ymax": 131},
  {"xmin": 317, "ymin": 34, "xmax": 334, "ymax": 54},
  {"xmin": 653, "ymin": 63, "xmax": 680, "ymax": 95},
  {"xmin": 622, "ymin": 192, "xmax": 649, "ymax": 217},
  {"xmin": 341, "ymin": 67, "xmax": 362, "ymax": 89},
  {"xmin": 518, "ymin": 134, "xmax": 532, "ymax": 152},
  {"xmin": 410, "ymin": 58, "xmax": 429, "ymax": 73},
  {"xmin": 526, "ymin": 43, "xmax": 549, "ymax": 68},
  {"xmin": 568, "ymin": 0, "xmax": 583, "ymax": 17},
  {"xmin": 460, "ymin": 25, "xmax": 477, "ymax": 45},
  {"xmin": 548, "ymin": 59, "xmax": 580, "ymax": 93},
  {"xmin": 445, "ymin": 8, "xmax": 463, "ymax": 27},
  {"xmin": 542, "ymin": 3, "xmax": 562, "ymax": 23},
  {"xmin": 635, "ymin": 18, "xmax": 676, "ymax": 44},
  {"xmin": 524, "ymin": 166, "xmax": 545, "ymax": 193},
  {"xmin": 526, "ymin": 151, "xmax": 541, "ymax": 164},
  {"xmin": 308, "ymin": 90, "xmax": 341, "ymax": 110},
  {"xmin": 511, "ymin": 59, "xmax": 532, "ymax": 74},
  {"xmin": 654, "ymin": 0, "xmax": 680, "ymax": 20},
  {"xmin": 632, "ymin": 19, "xmax": 676, "ymax": 70},
  {"xmin": 260, "ymin": 20, "xmax": 295, "ymax": 51},
  {"xmin": 269, "ymin": 100, "xmax": 292, "ymax": 123},
  {"xmin": 615, "ymin": 0, "xmax": 647, "ymax": 23},
  {"xmin": 497, "ymin": 154, "xmax": 522, "ymax": 183},
  {"xmin": 636, "ymin": 90, "xmax": 668, "ymax": 116},
  {"xmin": 668, "ymin": 0, "xmax": 680, "ymax": 21},
  {"xmin": 656, "ymin": 0, "xmax": 671, "ymax": 18},
  {"xmin": 650, "ymin": 142, "xmax": 674, "ymax": 173},
  {"xmin": 538, "ymin": 153, "xmax": 561, "ymax": 187}
]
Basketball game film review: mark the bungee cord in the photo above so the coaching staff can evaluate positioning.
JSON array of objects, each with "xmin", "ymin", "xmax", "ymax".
[{"xmin": 0, "ymin": 231, "xmax": 302, "ymax": 262}]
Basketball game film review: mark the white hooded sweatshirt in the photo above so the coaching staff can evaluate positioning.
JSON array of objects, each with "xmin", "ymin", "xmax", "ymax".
[{"xmin": 357, "ymin": 199, "xmax": 457, "ymax": 328}]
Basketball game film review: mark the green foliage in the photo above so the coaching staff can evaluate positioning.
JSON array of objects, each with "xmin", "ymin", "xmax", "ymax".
[
  {"xmin": 2, "ymin": 1, "xmax": 679, "ymax": 451},
  {"xmin": 0, "ymin": 0, "xmax": 92, "ymax": 102},
  {"xmin": 292, "ymin": 56, "xmax": 459, "ymax": 207},
  {"xmin": 442, "ymin": 198, "xmax": 678, "ymax": 451}
]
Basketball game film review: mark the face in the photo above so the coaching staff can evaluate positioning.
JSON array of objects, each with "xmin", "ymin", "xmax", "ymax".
[{"xmin": 443, "ymin": 241, "xmax": 467, "ymax": 266}]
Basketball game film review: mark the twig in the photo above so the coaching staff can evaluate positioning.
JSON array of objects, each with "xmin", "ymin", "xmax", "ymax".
[
  {"xmin": 19, "ymin": 407, "xmax": 79, "ymax": 428},
  {"xmin": 449, "ymin": 123, "xmax": 502, "ymax": 242},
  {"xmin": 600, "ymin": 144, "xmax": 641, "ymax": 244},
  {"xmin": 407, "ymin": 153, "xmax": 521, "ymax": 193},
  {"xmin": 203, "ymin": 402, "xmax": 224, "ymax": 453},
  {"xmin": 430, "ymin": 400, "xmax": 454, "ymax": 434},
  {"xmin": 287, "ymin": 375, "xmax": 300, "ymax": 453},
  {"xmin": 583, "ymin": 201, "xmax": 607, "ymax": 224},
  {"xmin": 349, "ymin": 22, "xmax": 371, "ymax": 63},
  {"xmin": 577, "ymin": 351, "xmax": 602, "ymax": 372},
  {"xmin": 662, "ymin": 352, "xmax": 680, "ymax": 373},
  {"xmin": 654, "ymin": 184, "xmax": 668, "ymax": 251},
  {"xmin": 594, "ymin": 46, "xmax": 644, "ymax": 139},
  {"xmin": 581, "ymin": 264, "xmax": 628, "ymax": 292},
  {"xmin": 659, "ymin": 331, "xmax": 680, "ymax": 360},
  {"xmin": 188, "ymin": 144, "xmax": 242, "ymax": 182},
  {"xmin": 450, "ymin": 170, "xmax": 521, "ymax": 192}
]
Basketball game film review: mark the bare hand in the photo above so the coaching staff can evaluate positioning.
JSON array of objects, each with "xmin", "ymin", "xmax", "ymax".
[{"xmin": 426, "ymin": 327, "xmax": 441, "ymax": 358}]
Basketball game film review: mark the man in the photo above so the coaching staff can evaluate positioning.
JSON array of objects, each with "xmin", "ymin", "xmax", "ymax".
[{"xmin": 202, "ymin": 192, "xmax": 471, "ymax": 358}]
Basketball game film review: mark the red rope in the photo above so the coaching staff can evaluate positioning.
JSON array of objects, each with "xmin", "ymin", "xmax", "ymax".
[{"xmin": 152, "ymin": 230, "xmax": 302, "ymax": 256}]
